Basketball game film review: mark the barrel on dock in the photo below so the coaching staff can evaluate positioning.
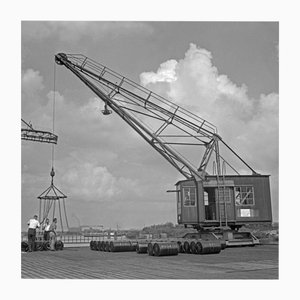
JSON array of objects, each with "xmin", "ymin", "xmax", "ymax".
[
  {"xmin": 153, "ymin": 242, "xmax": 178, "ymax": 256},
  {"xmin": 109, "ymin": 241, "xmax": 133, "ymax": 252},
  {"xmin": 96, "ymin": 241, "xmax": 101, "ymax": 251},
  {"xmin": 136, "ymin": 242, "xmax": 148, "ymax": 254},
  {"xmin": 90, "ymin": 240, "xmax": 97, "ymax": 250},
  {"xmin": 196, "ymin": 240, "xmax": 222, "ymax": 254},
  {"xmin": 43, "ymin": 241, "xmax": 51, "ymax": 251},
  {"xmin": 35, "ymin": 241, "xmax": 44, "ymax": 251},
  {"xmin": 99, "ymin": 241, "xmax": 105, "ymax": 251},
  {"xmin": 55, "ymin": 240, "xmax": 64, "ymax": 251},
  {"xmin": 147, "ymin": 242, "xmax": 154, "ymax": 256},
  {"xmin": 183, "ymin": 240, "xmax": 191, "ymax": 254},
  {"xmin": 104, "ymin": 241, "xmax": 110, "ymax": 252},
  {"xmin": 190, "ymin": 241, "xmax": 198, "ymax": 254},
  {"xmin": 21, "ymin": 241, "xmax": 29, "ymax": 252}
]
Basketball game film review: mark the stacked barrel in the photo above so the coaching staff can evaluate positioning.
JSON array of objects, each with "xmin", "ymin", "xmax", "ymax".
[
  {"xmin": 90, "ymin": 238, "xmax": 225, "ymax": 256},
  {"xmin": 177, "ymin": 239, "xmax": 224, "ymax": 254},
  {"xmin": 21, "ymin": 240, "xmax": 64, "ymax": 252},
  {"xmin": 90, "ymin": 240, "xmax": 137, "ymax": 252}
]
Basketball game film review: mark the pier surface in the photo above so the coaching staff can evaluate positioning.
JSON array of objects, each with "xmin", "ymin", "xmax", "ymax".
[{"xmin": 21, "ymin": 244, "xmax": 278, "ymax": 279}]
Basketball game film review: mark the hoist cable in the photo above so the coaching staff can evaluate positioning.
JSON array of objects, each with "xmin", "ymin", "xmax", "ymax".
[{"xmin": 51, "ymin": 62, "xmax": 56, "ymax": 170}]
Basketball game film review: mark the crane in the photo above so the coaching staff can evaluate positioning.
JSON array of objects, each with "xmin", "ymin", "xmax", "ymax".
[
  {"xmin": 21, "ymin": 119, "xmax": 58, "ymax": 144},
  {"xmin": 55, "ymin": 53, "xmax": 272, "ymax": 242}
]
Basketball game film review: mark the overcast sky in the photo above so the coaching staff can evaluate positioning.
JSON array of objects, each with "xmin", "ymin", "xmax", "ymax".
[{"xmin": 21, "ymin": 21, "xmax": 278, "ymax": 230}]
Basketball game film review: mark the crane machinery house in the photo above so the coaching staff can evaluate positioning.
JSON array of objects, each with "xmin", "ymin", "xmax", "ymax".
[{"xmin": 176, "ymin": 174, "xmax": 272, "ymax": 230}]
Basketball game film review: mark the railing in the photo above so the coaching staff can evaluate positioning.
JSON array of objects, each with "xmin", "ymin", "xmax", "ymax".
[{"xmin": 21, "ymin": 233, "xmax": 127, "ymax": 244}]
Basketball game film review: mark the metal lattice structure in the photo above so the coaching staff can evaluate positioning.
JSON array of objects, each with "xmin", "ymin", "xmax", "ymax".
[
  {"xmin": 55, "ymin": 53, "xmax": 257, "ymax": 181},
  {"xmin": 21, "ymin": 119, "xmax": 58, "ymax": 144},
  {"xmin": 38, "ymin": 167, "xmax": 69, "ymax": 232}
]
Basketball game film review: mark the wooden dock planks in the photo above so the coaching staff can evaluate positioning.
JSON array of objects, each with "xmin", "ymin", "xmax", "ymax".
[{"xmin": 21, "ymin": 245, "xmax": 278, "ymax": 279}]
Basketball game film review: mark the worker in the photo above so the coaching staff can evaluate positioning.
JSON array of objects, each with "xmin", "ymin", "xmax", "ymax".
[
  {"xmin": 49, "ymin": 218, "xmax": 58, "ymax": 251},
  {"xmin": 42, "ymin": 218, "xmax": 50, "ymax": 241},
  {"xmin": 27, "ymin": 215, "xmax": 40, "ymax": 252}
]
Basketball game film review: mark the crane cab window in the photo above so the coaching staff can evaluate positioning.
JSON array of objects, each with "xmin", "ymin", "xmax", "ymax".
[
  {"xmin": 183, "ymin": 187, "xmax": 196, "ymax": 207},
  {"xmin": 235, "ymin": 186, "xmax": 254, "ymax": 206}
]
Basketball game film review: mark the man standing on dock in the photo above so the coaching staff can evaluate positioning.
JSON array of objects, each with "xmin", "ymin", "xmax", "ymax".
[{"xmin": 27, "ymin": 215, "xmax": 40, "ymax": 252}]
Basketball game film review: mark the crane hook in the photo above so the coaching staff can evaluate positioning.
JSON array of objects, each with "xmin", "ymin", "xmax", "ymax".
[{"xmin": 101, "ymin": 103, "xmax": 112, "ymax": 115}]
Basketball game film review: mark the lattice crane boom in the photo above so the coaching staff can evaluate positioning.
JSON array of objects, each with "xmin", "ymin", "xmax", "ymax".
[
  {"xmin": 21, "ymin": 119, "xmax": 58, "ymax": 144},
  {"xmin": 55, "ymin": 53, "xmax": 257, "ymax": 180}
]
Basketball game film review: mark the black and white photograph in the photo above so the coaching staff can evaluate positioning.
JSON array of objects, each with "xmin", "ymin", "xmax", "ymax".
[{"xmin": 2, "ymin": 0, "xmax": 298, "ymax": 298}]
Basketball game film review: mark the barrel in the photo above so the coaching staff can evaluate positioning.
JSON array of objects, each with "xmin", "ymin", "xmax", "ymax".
[
  {"xmin": 96, "ymin": 241, "xmax": 101, "ymax": 251},
  {"xmin": 190, "ymin": 241, "xmax": 198, "ymax": 254},
  {"xmin": 55, "ymin": 240, "xmax": 64, "ymax": 251},
  {"xmin": 183, "ymin": 240, "xmax": 191, "ymax": 254},
  {"xmin": 196, "ymin": 240, "xmax": 222, "ymax": 254},
  {"xmin": 176, "ymin": 240, "xmax": 184, "ymax": 253},
  {"xmin": 43, "ymin": 241, "xmax": 51, "ymax": 251},
  {"xmin": 90, "ymin": 240, "xmax": 95, "ymax": 250},
  {"xmin": 98, "ymin": 241, "xmax": 104, "ymax": 251},
  {"xmin": 21, "ymin": 241, "xmax": 29, "ymax": 252},
  {"xmin": 147, "ymin": 242, "xmax": 154, "ymax": 256},
  {"xmin": 104, "ymin": 241, "xmax": 110, "ymax": 251},
  {"xmin": 35, "ymin": 241, "xmax": 44, "ymax": 251},
  {"xmin": 109, "ymin": 241, "xmax": 133, "ymax": 252},
  {"xmin": 136, "ymin": 242, "xmax": 148, "ymax": 254},
  {"xmin": 153, "ymin": 242, "xmax": 179, "ymax": 256}
]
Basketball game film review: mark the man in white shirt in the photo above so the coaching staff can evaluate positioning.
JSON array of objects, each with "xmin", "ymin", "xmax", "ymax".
[{"xmin": 27, "ymin": 215, "xmax": 40, "ymax": 252}]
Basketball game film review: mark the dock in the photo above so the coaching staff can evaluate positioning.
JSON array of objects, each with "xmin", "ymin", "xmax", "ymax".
[{"xmin": 21, "ymin": 244, "xmax": 278, "ymax": 279}]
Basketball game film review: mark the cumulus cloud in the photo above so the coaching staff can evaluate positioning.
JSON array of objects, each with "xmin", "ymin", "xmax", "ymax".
[
  {"xmin": 61, "ymin": 160, "xmax": 142, "ymax": 202},
  {"xmin": 22, "ymin": 69, "xmax": 44, "ymax": 94},
  {"xmin": 140, "ymin": 59, "xmax": 178, "ymax": 85},
  {"xmin": 140, "ymin": 43, "xmax": 278, "ymax": 169},
  {"xmin": 21, "ymin": 68, "xmax": 53, "ymax": 124}
]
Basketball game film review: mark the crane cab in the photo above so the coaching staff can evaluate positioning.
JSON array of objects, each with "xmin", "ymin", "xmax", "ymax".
[{"xmin": 175, "ymin": 175, "xmax": 272, "ymax": 230}]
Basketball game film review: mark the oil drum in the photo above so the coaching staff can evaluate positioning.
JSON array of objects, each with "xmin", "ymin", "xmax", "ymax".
[
  {"xmin": 196, "ymin": 240, "xmax": 222, "ymax": 254},
  {"xmin": 96, "ymin": 241, "xmax": 101, "ymax": 251},
  {"xmin": 176, "ymin": 241, "xmax": 184, "ymax": 253},
  {"xmin": 183, "ymin": 240, "xmax": 191, "ymax": 254},
  {"xmin": 35, "ymin": 241, "xmax": 44, "ymax": 251},
  {"xmin": 43, "ymin": 241, "xmax": 51, "ymax": 251},
  {"xmin": 98, "ymin": 241, "xmax": 104, "ymax": 251},
  {"xmin": 90, "ymin": 240, "xmax": 97, "ymax": 250},
  {"xmin": 104, "ymin": 241, "xmax": 110, "ymax": 251},
  {"xmin": 190, "ymin": 240, "xmax": 198, "ymax": 254},
  {"xmin": 136, "ymin": 242, "xmax": 148, "ymax": 254},
  {"xmin": 55, "ymin": 240, "xmax": 64, "ymax": 251},
  {"xmin": 109, "ymin": 241, "xmax": 133, "ymax": 252},
  {"xmin": 21, "ymin": 241, "xmax": 29, "ymax": 252},
  {"xmin": 92, "ymin": 241, "xmax": 97, "ymax": 251},
  {"xmin": 147, "ymin": 242, "xmax": 154, "ymax": 256},
  {"xmin": 153, "ymin": 242, "xmax": 179, "ymax": 256}
]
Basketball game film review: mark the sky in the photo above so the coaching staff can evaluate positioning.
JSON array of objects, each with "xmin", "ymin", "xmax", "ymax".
[
  {"xmin": 21, "ymin": 21, "xmax": 279, "ymax": 231},
  {"xmin": 2, "ymin": 0, "xmax": 300, "ymax": 296}
]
